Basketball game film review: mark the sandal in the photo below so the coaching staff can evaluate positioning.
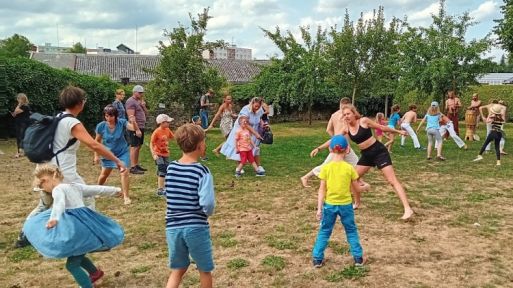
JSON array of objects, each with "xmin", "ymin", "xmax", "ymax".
[{"xmin": 436, "ymin": 156, "xmax": 446, "ymax": 161}]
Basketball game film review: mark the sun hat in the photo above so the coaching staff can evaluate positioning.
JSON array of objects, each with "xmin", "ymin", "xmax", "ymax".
[
  {"xmin": 330, "ymin": 135, "xmax": 348, "ymax": 152},
  {"xmin": 133, "ymin": 85, "xmax": 144, "ymax": 93},
  {"xmin": 490, "ymin": 104, "xmax": 502, "ymax": 115}
]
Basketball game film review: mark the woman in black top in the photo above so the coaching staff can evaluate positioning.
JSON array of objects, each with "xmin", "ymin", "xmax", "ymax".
[
  {"xmin": 11, "ymin": 93, "xmax": 31, "ymax": 158},
  {"xmin": 473, "ymin": 104, "xmax": 506, "ymax": 166}
]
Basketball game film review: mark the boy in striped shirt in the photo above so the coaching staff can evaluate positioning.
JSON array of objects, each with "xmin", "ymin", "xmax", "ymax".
[{"xmin": 164, "ymin": 124, "xmax": 215, "ymax": 288}]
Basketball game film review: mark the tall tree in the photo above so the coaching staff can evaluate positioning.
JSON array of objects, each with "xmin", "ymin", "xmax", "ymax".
[
  {"xmin": 68, "ymin": 42, "xmax": 86, "ymax": 53},
  {"xmin": 398, "ymin": 0, "xmax": 491, "ymax": 107},
  {"xmin": 259, "ymin": 25, "xmax": 333, "ymax": 124},
  {"xmin": 0, "ymin": 34, "xmax": 32, "ymax": 58},
  {"xmin": 494, "ymin": 0, "xmax": 513, "ymax": 55},
  {"xmin": 147, "ymin": 8, "xmax": 226, "ymax": 114}
]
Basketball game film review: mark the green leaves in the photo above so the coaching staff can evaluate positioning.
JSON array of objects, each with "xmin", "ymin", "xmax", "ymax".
[{"xmin": 0, "ymin": 34, "xmax": 32, "ymax": 58}]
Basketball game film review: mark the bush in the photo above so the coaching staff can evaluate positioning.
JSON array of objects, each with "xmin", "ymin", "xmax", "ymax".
[{"xmin": 2, "ymin": 56, "xmax": 121, "ymax": 131}]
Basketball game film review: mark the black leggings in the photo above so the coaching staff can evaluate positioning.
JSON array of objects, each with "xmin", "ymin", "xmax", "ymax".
[
  {"xmin": 15, "ymin": 122, "xmax": 28, "ymax": 152},
  {"xmin": 479, "ymin": 130, "xmax": 502, "ymax": 160}
]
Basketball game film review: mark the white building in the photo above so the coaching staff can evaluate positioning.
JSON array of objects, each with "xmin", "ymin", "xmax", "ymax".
[
  {"xmin": 202, "ymin": 45, "xmax": 252, "ymax": 60},
  {"xmin": 36, "ymin": 43, "xmax": 70, "ymax": 53},
  {"xmin": 476, "ymin": 73, "xmax": 513, "ymax": 85}
]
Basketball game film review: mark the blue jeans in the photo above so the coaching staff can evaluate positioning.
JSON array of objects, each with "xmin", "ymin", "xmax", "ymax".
[
  {"xmin": 166, "ymin": 226, "xmax": 214, "ymax": 272},
  {"xmin": 200, "ymin": 109, "xmax": 209, "ymax": 129},
  {"xmin": 312, "ymin": 203, "xmax": 363, "ymax": 261}
]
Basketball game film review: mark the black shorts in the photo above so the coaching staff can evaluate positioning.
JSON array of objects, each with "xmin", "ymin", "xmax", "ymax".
[
  {"xmin": 155, "ymin": 156, "xmax": 169, "ymax": 177},
  {"xmin": 357, "ymin": 141, "xmax": 392, "ymax": 169},
  {"xmin": 128, "ymin": 129, "xmax": 145, "ymax": 147}
]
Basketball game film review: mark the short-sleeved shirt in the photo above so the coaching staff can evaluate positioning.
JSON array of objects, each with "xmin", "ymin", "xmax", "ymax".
[
  {"xmin": 112, "ymin": 100, "xmax": 126, "ymax": 119},
  {"xmin": 125, "ymin": 96, "xmax": 146, "ymax": 128},
  {"xmin": 425, "ymin": 114, "xmax": 441, "ymax": 130},
  {"xmin": 235, "ymin": 128, "xmax": 252, "ymax": 152},
  {"xmin": 319, "ymin": 160, "xmax": 358, "ymax": 205},
  {"xmin": 50, "ymin": 113, "xmax": 84, "ymax": 184},
  {"xmin": 151, "ymin": 126, "xmax": 174, "ymax": 157},
  {"xmin": 388, "ymin": 112, "xmax": 400, "ymax": 127},
  {"xmin": 95, "ymin": 119, "xmax": 129, "ymax": 156}
]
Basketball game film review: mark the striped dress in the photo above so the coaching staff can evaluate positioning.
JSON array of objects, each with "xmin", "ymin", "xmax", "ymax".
[{"xmin": 165, "ymin": 161, "xmax": 215, "ymax": 229}]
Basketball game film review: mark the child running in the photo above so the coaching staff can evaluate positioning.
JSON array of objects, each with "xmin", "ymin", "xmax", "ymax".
[
  {"xmin": 384, "ymin": 105, "xmax": 401, "ymax": 152},
  {"xmin": 165, "ymin": 124, "xmax": 215, "ymax": 288},
  {"xmin": 416, "ymin": 101, "xmax": 445, "ymax": 160},
  {"xmin": 150, "ymin": 114, "xmax": 175, "ymax": 196},
  {"xmin": 23, "ymin": 164, "xmax": 124, "ymax": 288},
  {"xmin": 312, "ymin": 135, "xmax": 365, "ymax": 268},
  {"xmin": 235, "ymin": 116, "xmax": 265, "ymax": 177}
]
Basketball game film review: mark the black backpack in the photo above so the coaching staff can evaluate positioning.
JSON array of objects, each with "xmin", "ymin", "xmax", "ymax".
[{"xmin": 23, "ymin": 113, "xmax": 77, "ymax": 164}]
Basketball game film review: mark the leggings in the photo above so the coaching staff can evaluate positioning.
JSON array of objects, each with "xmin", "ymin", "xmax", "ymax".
[
  {"xmin": 15, "ymin": 122, "xmax": 28, "ymax": 152},
  {"xmin": 479, "ymin": 130, "xmax": 502, "ymax": 160},
  {"xmin": 426, "ymin": 128, "xmax": 442, "ymax": 146},
  {"xmin": 66, "ymin": 254, "xmax": 97, "ymax": 288}
]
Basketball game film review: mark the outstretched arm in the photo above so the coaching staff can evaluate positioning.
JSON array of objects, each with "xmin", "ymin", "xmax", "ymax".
[
  {"xmin": 365, "ymin": 117, "xmax": 406, "ymax": 135},
  {"xmin": 416, "ymin": 117, "xmax": 426, "ymax": 133},
  {"xmin": 78, "ymin": 184, "xmax": 121, "ymax": 197},
  {"xmin": 207, "ymin": 104, "xmax": 224, "ymax": 130}
]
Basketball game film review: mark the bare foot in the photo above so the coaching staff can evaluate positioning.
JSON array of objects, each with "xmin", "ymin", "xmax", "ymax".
[
  {"xmin": 300, "ymin": 176, "xmax": 311, "ymax": 188},
  {"xmin": 212, "ymin": 149, "xmax": 220, "ymax": 157},
  {"xmin": 401, "ymin": 208, "xmax": 414, "ymax": 220},
  {"xmin": 360, "ymin": 182, "xmax": 371, "ymax": 192}
]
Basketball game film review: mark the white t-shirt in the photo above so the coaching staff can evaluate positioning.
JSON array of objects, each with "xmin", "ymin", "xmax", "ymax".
[{"xmin": 50, "ymin": 114, "xmax": 84, "ymax": 184}]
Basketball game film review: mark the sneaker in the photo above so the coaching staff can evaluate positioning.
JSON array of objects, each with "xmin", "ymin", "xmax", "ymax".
[
  {"xmin": 90, "ymin": 269, "xmax": 104, "ymax": 283},
  {"xmin": 354, "ymin": 256, "xmax": 365, "ymax": 267},
  {"xmin": 240, "ymin": 169, "xmax": 245, "ymax": 174},
  {"xmin": 416, "ymin": 146, "xmax": 427, "ymax": 150},
  {"xmin": 497, "ymin": 161, "xmax": 501, "ymax": 166},
  {"xmin": 135, "ymin": 165, "xmax": 148, "ymax": 171},
  {"xmin": 235, "ymin": 171, "xmax": 242, "ymax": 178},
  {"xmin": 472, "ymin": 155, "xmax": 483, "ymax": 162},
  {"xmin": 257, "ymin": 166, "xmax": 265, "ymax": 173},
  {"xmin": 156, "ymin": 188, "xmax": 165, "ymax": 196},
  {"xmin": 14, "ymin": 236, "xmax": 31, "ymax": 249},
  {"xmin": 256, "ymin": 171, "xmax": 266, "ymax": 177},
  {"xmin": 130, "ymin": 167, "xmax": 144, "ymax": 174},
  {"xmin": 312, "ymin": 259, "xmax": 323, "ymax": 268}
]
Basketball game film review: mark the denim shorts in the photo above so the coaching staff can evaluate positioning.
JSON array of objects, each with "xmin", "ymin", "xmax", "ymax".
[
  {"xmin": 166, "ymin": 226, "xmax": 214, "ymax": 272},
  {"xmin": 155, "ymin": 156, "xmax": 169, "ymax": 177}
]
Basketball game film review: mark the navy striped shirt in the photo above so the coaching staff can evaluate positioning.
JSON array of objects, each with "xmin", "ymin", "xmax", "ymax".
[{"xmin": 165, "ymin": 161, "xmax": 215, "ymax": 229}]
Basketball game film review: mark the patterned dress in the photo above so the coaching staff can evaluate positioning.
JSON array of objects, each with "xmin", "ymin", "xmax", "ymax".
[{"xmin": 219, "ymin": 109, "xmax": 234, "ymax": 137}]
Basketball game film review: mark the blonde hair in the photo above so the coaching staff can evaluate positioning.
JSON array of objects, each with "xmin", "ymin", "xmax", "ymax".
[
  {"xmin": 376, "ymin": 112, "xmax": 384, "ymax": 121},
  {"xmin": 427, "ymin": 106, "xmax": 440, "ymax": 116},
  {"xmin": 115, "ymin": 89, "xmax": 125, "ymax": 95},
  {"xmin": 175, "ymin": 123, "xmax": 205, "ymax": 153},
  {"xmin": 341, "ymin": 104, "xmax": 361, "ymax": 119},
  {"xmin": 17, "ymin": 93, "xmax": 29, "ymax": 105},
  {"xmin": 33, "ymin": 164, "xmax": 64, "ymax": 187},
  {"xmin": 238, "ymin": 115, "xmax": 249, "ymax": 125}
]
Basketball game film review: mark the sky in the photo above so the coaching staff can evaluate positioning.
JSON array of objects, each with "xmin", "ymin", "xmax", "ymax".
[{"xmin": 0, "ymin": 0, "xmax": 505, "ymax": 60}]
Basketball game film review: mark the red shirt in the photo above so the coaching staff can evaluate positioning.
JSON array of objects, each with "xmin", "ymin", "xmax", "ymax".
[{"xmin": 151, "ymin": 127, "xmax": 174, "ymax": 157}]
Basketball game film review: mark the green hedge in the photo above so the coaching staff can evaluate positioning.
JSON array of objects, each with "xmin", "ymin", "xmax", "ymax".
[{"xmin": 3, "ymin": 56, "xmax": 121, "ymax": 131}]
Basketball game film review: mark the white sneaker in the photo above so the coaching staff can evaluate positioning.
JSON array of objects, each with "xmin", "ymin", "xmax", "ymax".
[
  {"xmin": 257, "ymin": 166, "xmax": 265, "ymax": 173},
  {"xmin": 472, "ymin": 155, "xmax": 483, "ymax": 162}
]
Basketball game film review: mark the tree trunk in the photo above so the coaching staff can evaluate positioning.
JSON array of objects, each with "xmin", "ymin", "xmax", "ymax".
[
  {"xmin": 385, "ymin": 95, "xmax": 389, "ymax": 119},
  {"xmin": 351, "ymin": 82, "xmax": 357, "ymax": 105},
  {"xmin": 308, "ymin": 103, "xmax": 312, "ymax": 126}
]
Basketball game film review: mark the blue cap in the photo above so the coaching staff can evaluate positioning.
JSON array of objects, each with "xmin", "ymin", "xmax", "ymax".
[{"xmin": 330, "ymin": 135, "xmax": 348, "ymax": 152}]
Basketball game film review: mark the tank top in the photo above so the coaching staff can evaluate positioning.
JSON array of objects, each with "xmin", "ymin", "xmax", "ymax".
[{"xmin": 348, "ymin": 123, "xmax": 373, "ymax": 144}]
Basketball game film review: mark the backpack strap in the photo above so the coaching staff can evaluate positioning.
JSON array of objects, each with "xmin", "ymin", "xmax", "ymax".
[{"xmin": 53, "ymin": 113, "xmax": 78, "ymax": 167}]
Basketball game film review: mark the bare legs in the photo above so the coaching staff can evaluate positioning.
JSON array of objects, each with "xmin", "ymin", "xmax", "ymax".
[
  {"xmin": 98, "ymin": 167, "xmax": 131, "ymax": 204},
  {"xmin": 166, "ymin": 269, "xmax": 212, "ymax": 288},
  {"xmin": 355, "ymin": 165, "xmax": 414, "ymax": 220},
  {"xmin": 384, "ymin": 133, "xmax": 395, "ymax": 152},
  {"xmin": 130, "ymin": 146, "xmax": 141, "ymax": 169}
]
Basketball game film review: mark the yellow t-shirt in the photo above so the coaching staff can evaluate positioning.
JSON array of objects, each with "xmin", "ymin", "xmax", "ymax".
[{"xmin": 318, "ymin": 160, "xmax": 358, "ymax": 205}]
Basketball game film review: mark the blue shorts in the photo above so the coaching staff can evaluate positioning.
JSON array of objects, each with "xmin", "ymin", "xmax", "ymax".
[
  {"xmin": 166, "ymin": 226, "xmax": 214, "ymax": 272},
  {"xmin": 101, "ymin": 149, "xmax": 130, "ymax": 169}
]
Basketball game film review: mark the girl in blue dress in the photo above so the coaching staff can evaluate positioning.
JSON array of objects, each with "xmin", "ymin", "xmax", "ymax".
[
  {"xmin": 220, "ymin": 97, "xmax": 267, "ymax": 174},
  {"xmin": 94, "ymin": 104, "xmax": 135, "ymax": 205},
  {"xmin": 23, "ymin": 164, "xmax": 125, "ymax": 288}
]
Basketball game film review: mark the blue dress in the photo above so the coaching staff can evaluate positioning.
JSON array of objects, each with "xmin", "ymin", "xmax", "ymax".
[
  {"xmin": 95, "ymin": 119, "xmax": 130, "ymax": 168},
  {"xmin": 220, "ymin": 104, "xmax": 264, "ymax": 161},
  {"xmin": 23, "ymin": 183, "xmax": 124, "ymax": 259}
]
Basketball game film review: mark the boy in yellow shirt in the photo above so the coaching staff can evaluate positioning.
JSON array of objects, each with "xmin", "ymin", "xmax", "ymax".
[{"xmin": 312, "ymin": 135, "xmax": 365, "ymax": 268}]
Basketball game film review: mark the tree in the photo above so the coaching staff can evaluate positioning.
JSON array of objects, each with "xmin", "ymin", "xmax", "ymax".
[
  {"xmin": 258, "ymin": 25, "xmax": 334, "ymax": 124},
  {"xmin": 494, "ymin": 0, "xmax": 513, "ymax": 55},
  {"xmin": 397, "ymin": 0, "xmax": 491, "ymax": 108},
  {"xmin": 0, "ymin": 34, "xmax": 32, "ymax": 58},
  {"xmin": 68, "ymin": 42, "xmax": 86, "ymax": 53},
  {"xmin": 147, "ymin": 8, "xmax": 226, "ymax": 115}
]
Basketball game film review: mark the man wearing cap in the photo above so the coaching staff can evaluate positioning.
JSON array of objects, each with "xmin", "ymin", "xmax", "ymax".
[
  {"xmin": 445, "ymin": 90, "xmax": 462, "ymax": 137},
  {"xmin": 199, "ymin": 89, "xmax": 214, "ymax": 129},
  {"xmin": 125, "ymin": 85, "xmax": 148, "ymax": 174}
]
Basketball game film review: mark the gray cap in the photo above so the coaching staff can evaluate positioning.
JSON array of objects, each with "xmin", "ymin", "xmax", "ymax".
[{"xmin": 133, "ymin": 85, "xmax": 144, "ymax": 93}]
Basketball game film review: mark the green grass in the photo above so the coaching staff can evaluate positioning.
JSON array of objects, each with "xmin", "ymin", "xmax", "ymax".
[
  {"xmin": 227, "ymin": 258, "xmax": 250, "ymax": 270},
  {"xmin": 325, "ymin": 266, "xmax": 369, "ymax": 282},
  {"xmin": 7, "ymin": 246, "xmax": 38, "ymax": 263},
  {"xmin": 261, "ymin": 255, "xmax": 286, "ymax": 271}
]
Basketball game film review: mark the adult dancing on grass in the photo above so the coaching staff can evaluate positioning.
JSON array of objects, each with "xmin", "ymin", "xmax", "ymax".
[
  {"xmin": 473, "ymin": 104, "xmax": 506, "ymax": 166},
  {"xmin": 341, "ymin": 104, "xmax": 414, "ymax": 220},
  {"xmin": 206, "ymin": 94, "xmax": 238, "ymax": 156}
]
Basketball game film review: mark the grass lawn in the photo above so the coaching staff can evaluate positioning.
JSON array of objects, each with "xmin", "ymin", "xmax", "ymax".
[{"xmin": 1, "ymin": 121, "xmax": 512, "ymax": 287}]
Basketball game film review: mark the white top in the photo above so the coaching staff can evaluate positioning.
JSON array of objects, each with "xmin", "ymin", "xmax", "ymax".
[
  {"xmin": 50, "ymin": 114, "xmax": 84, "ymax": 184},
  {"xmin": 50, "ymin": 183, "xmax": 121, "ymax": 221}
]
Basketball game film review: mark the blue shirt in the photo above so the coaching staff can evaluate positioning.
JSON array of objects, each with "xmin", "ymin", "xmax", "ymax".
[
  {"xmin": 165, "ymin": 161, "xmax": 215, "ymax": 229},
  {"xmin": 425, "ymin": 114, "xmax": 441, "ymax": 130},
  {"xmin": 112, "ymin": 100, "xmax": 126, "ymax": 120},
  {"xmin": 389, "ymin": 112, "xmax": 400, "ymax": 127},
  {"xmin": 95, "ymin": 119, "xmax": 129, "ymax": 156}
]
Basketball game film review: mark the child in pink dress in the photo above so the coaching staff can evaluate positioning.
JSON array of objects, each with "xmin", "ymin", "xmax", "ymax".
[{"xmin": 235, "ymin": 116, "xmax": 265, "ymax": 177}]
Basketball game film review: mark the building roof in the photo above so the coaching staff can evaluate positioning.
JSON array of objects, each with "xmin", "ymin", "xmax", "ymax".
[
  {"xmin": 30, "ymin": 52, "xmax": 269, "ymax": 84},
  {"xmin": 476, "ymin": 73, "xmax": 513, "ymax": 84}
]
